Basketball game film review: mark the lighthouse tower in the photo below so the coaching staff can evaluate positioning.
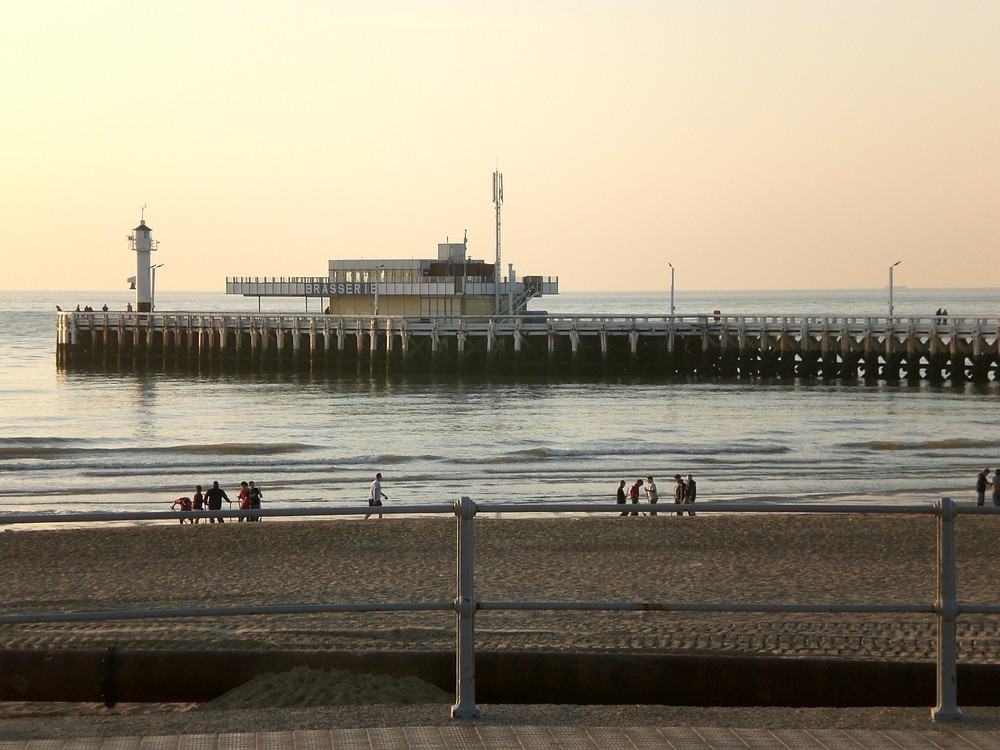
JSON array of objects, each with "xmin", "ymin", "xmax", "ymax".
[{"xmin": 128, "ymin": 217, "xmax": 157, "ymax": 312}]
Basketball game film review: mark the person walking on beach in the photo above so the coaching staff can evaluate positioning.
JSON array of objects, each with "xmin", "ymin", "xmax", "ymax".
[
  {"xmin": 191, "ymin": 485, "xmax": 204, "ymax": 524},
  {"xmin": 170, "ymin": 496, "xmax": 192, "ymax": 523},
  {"xmin": 365, "ymin": 472, "xmax": 388, "ymax": 520},
  {"xmin": 629, "ymin": 479, "xmax": 643, "ymax": 517},
  {"xmin": 644, "ymin": 476, "xmax": 659, "ymax": 516},
  {"xmin": 976, "ymin": 468, "xmax": 991, "ymax": 507},
  {"xmin": 616, "ymin": 480, "xmax": 628, "ymax": 516},
  {"xmin": 237, "ymin": 481, "xmax": 251, "ymax": 521},
  {"xmin": 673, "ymin": 474, "xmax": 686, "ymax": 516},
  {"xmin": 248, "ymin": 481, "xmax": 263, "ymax": 521},
  {"xmin": 684, "ymin": 474, "xmax": 697, "ymax": 516},
  {"xmin": 205, "ymin": 480, "xmax": 229, "ymax": 523}
]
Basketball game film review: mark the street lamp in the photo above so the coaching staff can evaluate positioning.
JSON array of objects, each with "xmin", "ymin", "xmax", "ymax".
[
  {"xmin": 373, "ymin": 264, "xmax": 384, "ymax": 316},
  {"xmin": 888, "ymin": 260, "xmax": 901, "ymax": 318},
  {"xmin": 150, "ymin": 264, "xmax": 165, "ymax": 313},
  {"xmin": 668, "ymin": 262, "xmax": 675, "ymax": 316}
]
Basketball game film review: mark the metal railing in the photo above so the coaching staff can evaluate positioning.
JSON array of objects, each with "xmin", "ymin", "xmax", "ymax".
[
  {"xmin": 1, "ymin": 498, "xmax": 996, "ymax": 722},
  {"xmin": 56, "ymin": 310, "xmax": 1000, "ymax": 341}
]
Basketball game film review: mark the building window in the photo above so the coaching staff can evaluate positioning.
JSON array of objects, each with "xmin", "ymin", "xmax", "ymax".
[{"xmin": 420, "ymin": 297, "xmax": 455, "ymax": 318}]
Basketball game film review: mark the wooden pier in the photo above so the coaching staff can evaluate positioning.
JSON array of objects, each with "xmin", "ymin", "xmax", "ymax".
[{"xmin": 56, "ymin": 311, "xmax": 1000, "ymax": 382}]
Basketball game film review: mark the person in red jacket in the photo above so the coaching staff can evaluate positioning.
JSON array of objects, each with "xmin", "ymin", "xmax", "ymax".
[
  {"xmin": 170, "ymin": 496, "xmax": 192, "ymax": 524},
  {"xmin": 237, "ymin": 481, "xmax": 251, "ymax": 521},
  {"xmin": 629, "ymin": 478, "xmax": 643, "ymax": 517},
  {"xmin": 191, "ymin": 485, "xmax": 204, "ymax": 523}
]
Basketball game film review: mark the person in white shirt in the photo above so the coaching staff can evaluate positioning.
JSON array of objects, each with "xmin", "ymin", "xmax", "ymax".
[
  {"xmin": 644, "ymin": 476, "xmax": 659, "ymax": 516},
  {"xmin": 365, "ymin": 472, "xmax": 388, "ymax": 520}
]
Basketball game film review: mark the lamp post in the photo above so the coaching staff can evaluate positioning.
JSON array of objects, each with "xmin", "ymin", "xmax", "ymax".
[
  {"xmin": 373, "ymin": 264, "xmax": 384, "ymax": 316},
  {"xmin": 889, "ymin": 260, "xmax": 901, "ymax": 318},
  {"xmin": 150, "ymin": 264, "xmax": 165, "ymax": 313},
  {"xmin": 668, "ymin": 262, "xmax": 675, "ymax": 316}
]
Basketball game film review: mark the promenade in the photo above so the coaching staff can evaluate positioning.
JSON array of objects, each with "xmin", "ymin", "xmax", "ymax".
[
  {"xmin": 3, "ymin": 704, "xmax": 1000, "ymax": 750},
  {"xmin": 0, "ymin": 724, "xmax": 999, "ymax": 750}
]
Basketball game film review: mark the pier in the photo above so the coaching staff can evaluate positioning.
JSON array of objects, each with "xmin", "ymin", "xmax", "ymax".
[{"xmin": 56, "ymin": 311, "xmax": 1000, "ymax": 382}]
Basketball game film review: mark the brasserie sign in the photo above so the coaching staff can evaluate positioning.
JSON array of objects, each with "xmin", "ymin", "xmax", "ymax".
[{"xmin": 303, "ymin": 282, "xmax": 375, "ymax": 296}]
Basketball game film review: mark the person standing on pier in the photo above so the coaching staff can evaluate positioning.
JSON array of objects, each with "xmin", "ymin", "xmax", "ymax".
[
  {"xmin": 205, "ymin": 481, "xmax": 229, "ymax": 523},
  {"xmin": 365, "ymin": 472, "xmax": 388, "ymax": 520}
]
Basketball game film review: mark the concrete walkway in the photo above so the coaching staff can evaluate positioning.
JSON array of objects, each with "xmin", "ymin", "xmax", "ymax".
[{"xmin": 1, "ymin": 726, "xmax": 998, "ymax": 749}]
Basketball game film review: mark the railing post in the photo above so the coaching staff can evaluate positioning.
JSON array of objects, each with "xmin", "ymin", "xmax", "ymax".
[
  {"xmin": 932, "ymin": 496, "xmax": 962, "ymax": 722},
  {"xmin": 451, "ymin": 496, "xmax": 481, "ymax": 719}
]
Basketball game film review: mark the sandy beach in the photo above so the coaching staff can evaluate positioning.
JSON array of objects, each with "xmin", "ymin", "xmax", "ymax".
[
  {"xmin": 1, "ymin": 513, "xmax": 998, "ymax": 658},
  {"xmin": 1, "ymin": 513, "xmax": 998, "ymax": 736}
]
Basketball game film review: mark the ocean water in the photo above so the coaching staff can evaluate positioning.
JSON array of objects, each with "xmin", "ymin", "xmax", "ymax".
[{"xmin": 0, "ymin": 288, "xmax": 997, "ymax": 520}]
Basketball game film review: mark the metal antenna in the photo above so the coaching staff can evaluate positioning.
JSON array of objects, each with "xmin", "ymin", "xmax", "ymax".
[{"xmin": 493, "ymin": 170, "xmax": 503, "ymax": 314}]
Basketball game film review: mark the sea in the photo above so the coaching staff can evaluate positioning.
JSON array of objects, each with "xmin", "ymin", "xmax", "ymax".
[{"xmin": 1, "ymin": 287, "xmax": 997, "ymax": 523}]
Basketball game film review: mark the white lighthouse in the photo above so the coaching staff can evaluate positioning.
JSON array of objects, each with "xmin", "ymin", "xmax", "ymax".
[{"xmin": 128, "ymin": 217, "xmax": 158, "ymax": 312}]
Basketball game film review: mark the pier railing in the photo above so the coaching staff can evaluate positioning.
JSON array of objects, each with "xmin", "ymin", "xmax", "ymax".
[{"xmin": 0, "ymin": 498, "xmax": 996, "ymax": 722}]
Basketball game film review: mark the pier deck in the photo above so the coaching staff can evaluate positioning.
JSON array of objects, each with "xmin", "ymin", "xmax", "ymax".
[{"xmin": 56, "ymin": 311, "xmax": 1000, "ymax": 381}]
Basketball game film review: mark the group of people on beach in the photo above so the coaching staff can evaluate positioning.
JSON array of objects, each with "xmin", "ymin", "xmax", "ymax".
[
  {"xmin": 170, "ymin": 473, "xmax": 387, "ymax": 524},
  {"xmin": 616, "ymin": 474, "xmax": 696, "ymax": 517},
  {"xmin": 171, "ymin": 480, "xmax": 263, "ymax": 523},
  {"xmin": 975, "ymin": 468, "xmax": 1000, "ymax": 507},
  {"xmin": 166, "ymin": 470, "xmax": 704, "ymax": 523}
]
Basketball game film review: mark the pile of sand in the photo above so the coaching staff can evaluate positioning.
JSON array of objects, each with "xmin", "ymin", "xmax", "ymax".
[{"xmin": 201, "ymin": 667, "xmax": 450, "ymax": 710}]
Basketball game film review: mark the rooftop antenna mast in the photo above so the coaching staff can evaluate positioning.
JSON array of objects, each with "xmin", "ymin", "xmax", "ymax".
[{"xmin": 492, "ymin": 170, "xmax": 503, "ymax": 315}]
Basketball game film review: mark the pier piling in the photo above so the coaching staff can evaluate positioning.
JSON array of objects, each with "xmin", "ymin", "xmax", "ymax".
[{"xmin": 56, "ymin": 312, "xmax": 1000, "ymax": 382}]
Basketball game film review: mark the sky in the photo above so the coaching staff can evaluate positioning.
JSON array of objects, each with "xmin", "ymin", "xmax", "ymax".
[{"xmin": 2, "ymin": 1, "xmax": 998, "ymax": 293}]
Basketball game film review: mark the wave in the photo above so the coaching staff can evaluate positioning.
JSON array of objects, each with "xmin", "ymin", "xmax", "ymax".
[
  {"xmin": 160, "ymin": 442, "xmax": 312, "ymax": 455},
  {"xmin": 480, "ymin": 442, "xmax": 793, "ymax": 464},
  {"xmin": 0, "ymin": 439, "xmax": 314, "ymax": 460},
  {"xmin": 0, "ymin": 436, "xmax": 85, "ymax": 459},
  {"xmin": 321, "ymin": 453, "xmax": 442, "ymax": 466},
  {"xmin": 862, "ymin": 438, "xmax": 1000, "ymax": 452}
]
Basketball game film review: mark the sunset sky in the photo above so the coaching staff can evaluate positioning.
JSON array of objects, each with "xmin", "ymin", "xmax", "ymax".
[{"xmin": 2, "ymin": 1, "xmax": 998, "ymax": 293}]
